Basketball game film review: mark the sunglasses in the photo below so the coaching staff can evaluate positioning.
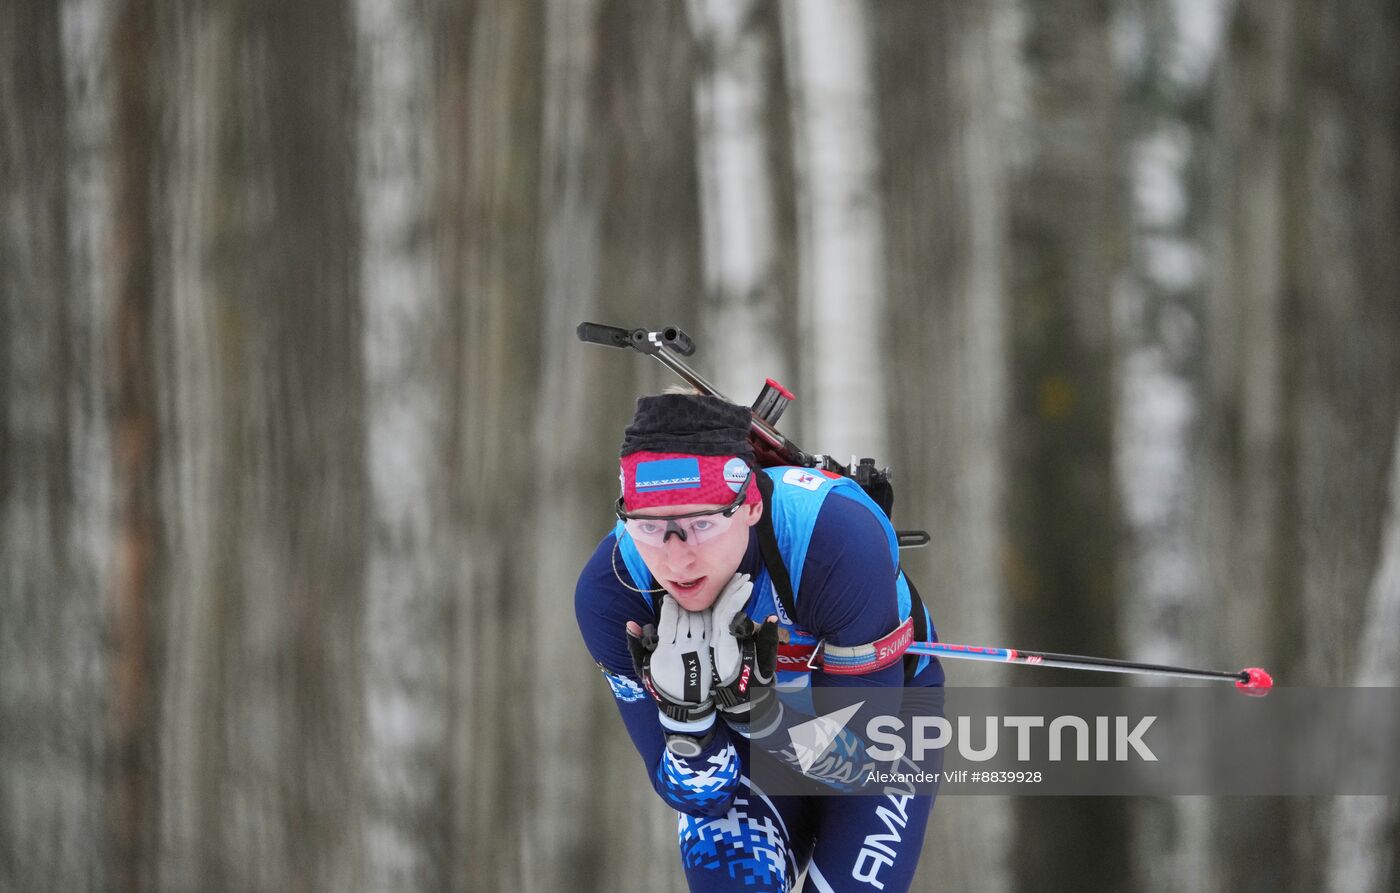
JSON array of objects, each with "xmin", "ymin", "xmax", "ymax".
[{"xmin": 615, "ymin": 473, "xmax": 752, "ymax": 547}]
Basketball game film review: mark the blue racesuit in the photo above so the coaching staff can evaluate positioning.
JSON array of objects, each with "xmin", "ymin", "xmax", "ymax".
[{"xmin": 576, "ymin": 467, "xmax": 944, "ymax": 892}]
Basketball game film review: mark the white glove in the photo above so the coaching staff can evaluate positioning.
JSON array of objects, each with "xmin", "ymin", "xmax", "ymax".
[
  {"xmin": 711, "ymin": 574, "xmax": 755, "ymax": 686},
  {"xmin": 626, "ymin": 596, "xmax": 715, "ymax": 724},
  {"xmin": 709, "ymin": 574, "xmax": 780, "ymax": 716}
]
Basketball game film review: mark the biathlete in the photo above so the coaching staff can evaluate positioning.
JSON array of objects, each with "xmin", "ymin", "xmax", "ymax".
[{"xmin": 575, "ymin": 394, "xmax": 944, "ymax": 892}]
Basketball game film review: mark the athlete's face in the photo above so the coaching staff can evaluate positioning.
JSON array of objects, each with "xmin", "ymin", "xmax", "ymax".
[{"xmin": 632, "ymin": 500, "xmax": 762, "ymax": 612}]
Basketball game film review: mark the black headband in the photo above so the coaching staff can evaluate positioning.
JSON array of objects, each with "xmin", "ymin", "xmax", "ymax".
[{"xmin": 620, "ymin": 394, "xmax": 755, "ymax": 460}]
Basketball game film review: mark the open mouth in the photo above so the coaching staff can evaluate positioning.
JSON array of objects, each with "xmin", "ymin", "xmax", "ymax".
[{"xmin": 668, "ymin": 576, "xmax": 706, "ymax": 594}]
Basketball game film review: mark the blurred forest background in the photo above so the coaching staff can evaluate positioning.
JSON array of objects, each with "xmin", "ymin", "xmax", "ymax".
[{"xmin": 3, "ymin": 0, "xmax": 1399, "ymax": 891}]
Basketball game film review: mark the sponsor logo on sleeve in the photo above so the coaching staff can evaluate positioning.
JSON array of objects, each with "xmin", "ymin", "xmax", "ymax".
[
  {"xmin": 782, "ymin": 468, "xmax": 825, "ymax": 491},
  {"xmin": 599, "ymin": 665, "xmax": 647, "ymax": 702}
]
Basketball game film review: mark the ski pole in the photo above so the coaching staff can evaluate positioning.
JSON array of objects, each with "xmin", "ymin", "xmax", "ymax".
[{"xmin": 905, "ymin": 641, "xmax": 1273, "ymax": 697}]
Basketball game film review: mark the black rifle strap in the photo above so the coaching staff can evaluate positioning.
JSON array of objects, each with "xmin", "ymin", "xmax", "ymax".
[
  {"xmin": 754, "ymin": 472, "xmax": 801, "ymax": 627},
  {"xmin": 902, "ymin": 574, "xmax": 930, "ymax": 683}
]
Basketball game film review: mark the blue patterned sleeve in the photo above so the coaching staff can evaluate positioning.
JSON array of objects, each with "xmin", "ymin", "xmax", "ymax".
[
  {"xmin": 653, "ymin": 737, "xmax": 741, "ymax": 813},
  {"xmin": 575, "ymin": 533, "xmax": 741, "ymax": 817}
]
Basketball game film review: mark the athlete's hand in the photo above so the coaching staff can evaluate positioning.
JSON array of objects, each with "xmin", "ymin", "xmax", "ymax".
[
  {"xmin": 709, "ymin": 573, "xmax": 779, "ymax": 716},
  {"xmin": 626, "ymin": 596, "xmax": 715, "ymax": 726}
]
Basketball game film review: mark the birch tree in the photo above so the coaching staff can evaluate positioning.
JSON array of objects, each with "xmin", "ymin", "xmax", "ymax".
[
  {"xmin": 780, "ymin": 0, "xmax": 887, "ymax": 457},
  {"xmin": 355, "ymin": 0, "xmax": 455, "ymax": 888},
  {"xmin": 531, "ymin": 0, "xmax": 605, "ymax": 877},
  {"xmin": 1114, "ymin": 2, "xmax": 1230, "ymax": 889},
  {"xmin": 687, "ymin": 0, "xmax": 789, "ymax": 398},
  {"xmin": 530, "ymin": 3, "xmax": 707, "ymax": 889},
  {"xmin": 527, "ymin": 1, "xmax": 657, "ymax": 889},
  {"xmin": 157, "ymin": 4, "xmax": 238, "ymax": 888},
  {"xmin": 1, "ymin": 1, "xmax": 111, "ymax": 889}
]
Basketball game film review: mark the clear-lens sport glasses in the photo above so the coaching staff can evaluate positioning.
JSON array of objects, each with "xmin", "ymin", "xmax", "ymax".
[{"xmin": 616, "ymin": 474, "xmax": 751, "ymax": 547}]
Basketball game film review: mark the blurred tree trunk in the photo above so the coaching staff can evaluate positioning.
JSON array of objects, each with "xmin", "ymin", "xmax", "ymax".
[
  {"xmin": 1004, "ymin": 0, "xmax": 1130, "ymax": 889},
  {"xmin": 686, "ymin": 0, "xmax": 791, "ymax": 399},
  {"xmin": 154, "ymin": 2, "xmax": 366, "ymax": 890},
  {"xmin": 1202, "ymin": 0, "xmax": 1299, "ymax": 714},
  {"xmin": 354, "ymin": 0, "xmax": 455, "ymax": 888},
  {"xmin": 529, "ymin": 0, "xmax": 610, "ymax": 887},
  {"xmin": 157, "ymin": 4, "xmax": 236, "ymax": 887},
  {"xmin": 530, "ymin": 3, "xmax": 703, "ymax": 890},
  {"xmin": 1282, "ymin": 0, "xmax": 1400, "ymax": 696},
  {"xmin": 109, "ymin": 2, "xmax": 160, "ymax": 889},
  {"xmin": 1326, "ymin": 417, "xmax": 1400, "ymax": 891},
  {"xmin": 432, "ymin": 0, "xmax": 542, "ymax": 889},
  {"xmin": 0, "ymin": 1, "xmax": 112, "ymax": 889},
  {"xmin": 1204, "ymin": 0, "xmax": 1400, "ymax": 886},
  {"xmin": 1199, "ymin": 1, "xmax": 1303, "ymax": 888},
  {"xmin": 590, "ymin": 0, "xmax": 707, "ymax": 363},
  {"xmin": 1285, "ymin": 24, "xmax": 1400, "ymax": 848},
  {"xmin": 780, "ymin": 0, "xmax": 887, "ymax": 456},
  {"xmin": 219, "ymin": 3, "xmax": 366, "ymax": 886},
  {"xmin": 1113, "ymin": 2, "xmax": 1227, "ymax": 890},
  {"xmin": 436, "ymin": 0, "xmax": 550, "ymax": 889},
  {"xmin": 874, "ymin": 2, "xmax": 1015, "ymax": 890}
]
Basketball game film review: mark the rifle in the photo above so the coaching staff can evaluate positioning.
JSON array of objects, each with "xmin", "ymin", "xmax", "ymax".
[
  {"xmin": 577, "ymin": 321, "xmax": 1275, "ymax": 694},
  {"xmin": 576, "ymin": 321, "xmax": 930, "ymax": 549}
]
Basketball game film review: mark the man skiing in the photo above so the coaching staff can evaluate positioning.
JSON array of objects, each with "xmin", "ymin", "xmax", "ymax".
[{"xmin": 575, "ymin": 393, "xmax": 943, "ymax": 892}]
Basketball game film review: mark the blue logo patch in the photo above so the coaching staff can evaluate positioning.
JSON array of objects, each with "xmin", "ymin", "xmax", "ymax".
[
  {"xmin": 635, "ymin": 457, "xmax": 702, "ymax": 492},
  {"xmin": 723, "ymin": 457, "xmax": 750, "ymax": 492},
  {"xmin": 600, "ymin": 666, "xmax": 646, "ymax": 702}
]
